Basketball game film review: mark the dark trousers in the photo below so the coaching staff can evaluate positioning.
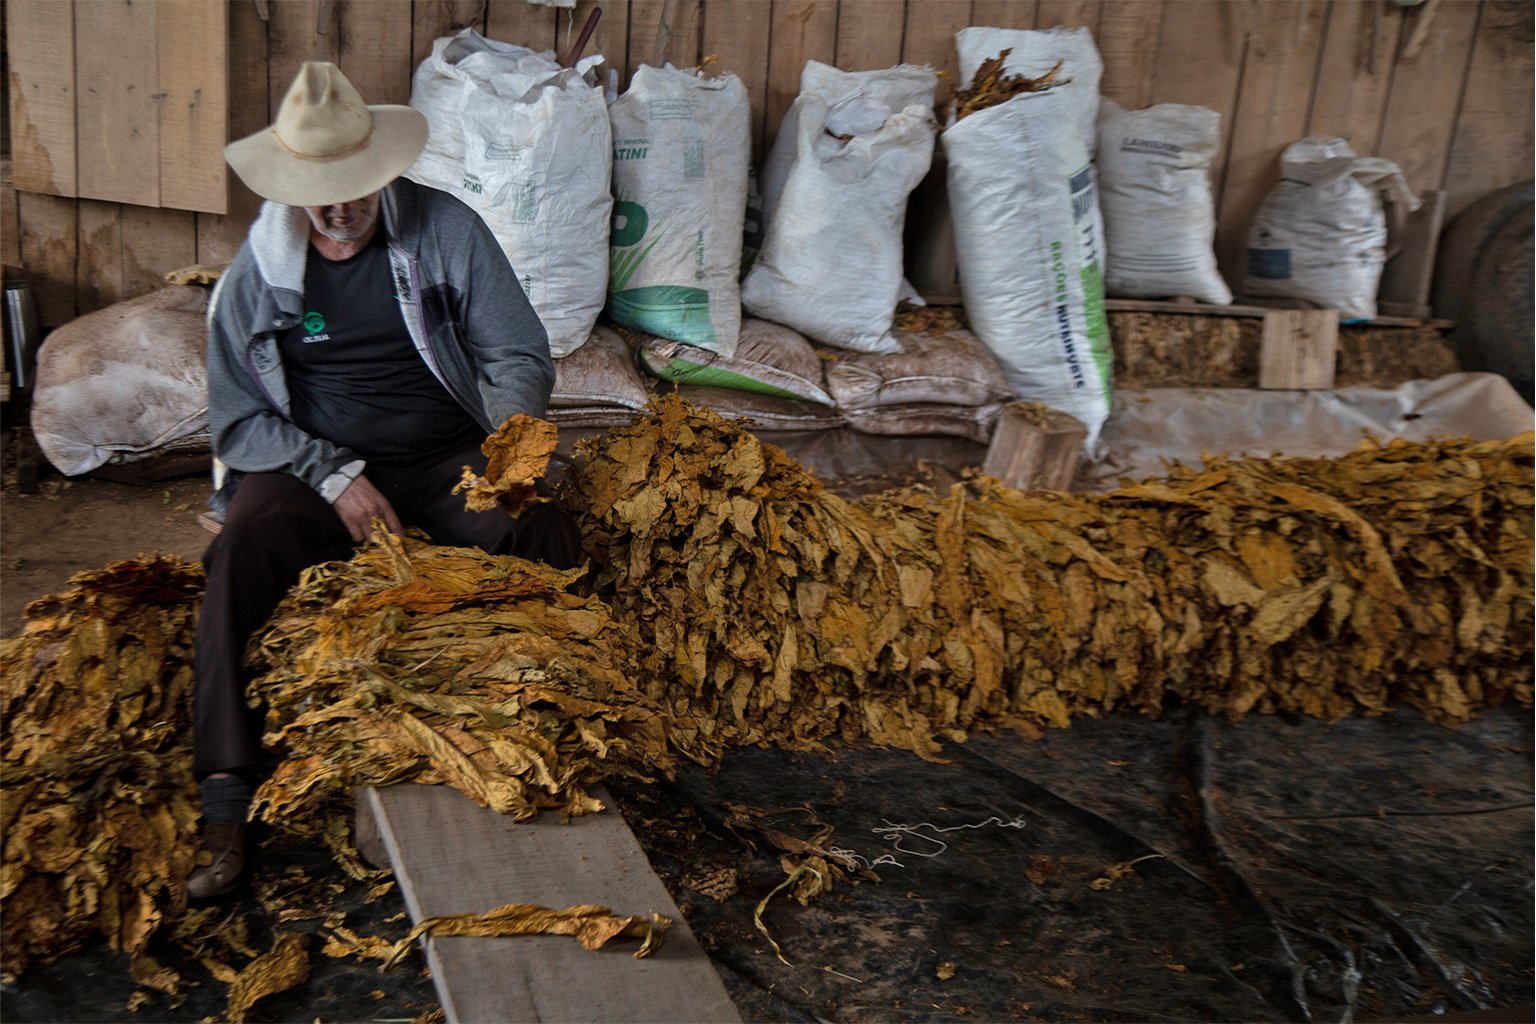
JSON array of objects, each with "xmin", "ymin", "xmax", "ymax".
[{"xmin": 192, "ymin": 443, "xmax": 582, "ymax": 776}]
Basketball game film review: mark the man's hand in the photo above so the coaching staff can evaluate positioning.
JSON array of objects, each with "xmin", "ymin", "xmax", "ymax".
[{"xmin": 333, "ymin": 474, "xmax": 403, "ymax": 542}]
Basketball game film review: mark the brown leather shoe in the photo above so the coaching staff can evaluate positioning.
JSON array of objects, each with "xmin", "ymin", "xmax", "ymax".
[{"xmin": 186, "ymin": 820, "xmax": 246, "ymax": 898}]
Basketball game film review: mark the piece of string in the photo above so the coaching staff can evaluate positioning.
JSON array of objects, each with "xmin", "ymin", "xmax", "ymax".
[{"xmin": 830, "ymin": 814, "xmax": 1029, "ymax": 870}]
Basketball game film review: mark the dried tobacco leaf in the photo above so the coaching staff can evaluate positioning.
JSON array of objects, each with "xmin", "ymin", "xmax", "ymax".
[
  {"xmin": 0, "ymin": 557, "xmax": 204, "ymax": 982},
  {"xmin": 950, "ymin": 50, "xmax": 1064, "ymax": 122},
  {"xmin": 226, "ymin": 930, "xmax": 310, "ymax": 1024},
  {"xmin": 383, "ymin": 902, "xmax": 671, "ymax": 968},
  {"xmin": 454, "ymin": 413, "xmax": 560, "ymax": 515}
]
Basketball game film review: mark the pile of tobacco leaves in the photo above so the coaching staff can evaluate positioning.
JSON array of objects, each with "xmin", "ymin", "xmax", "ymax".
[
  {"xmin": 950, "ymin": 49, "xmax": 1064, "ymax": 122},
  {"xmin": 2, "ymin": 398, "xmax": 1531, "ymax": 1014}
]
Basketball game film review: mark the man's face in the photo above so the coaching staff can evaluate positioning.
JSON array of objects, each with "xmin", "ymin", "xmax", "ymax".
[{"xmin": 304, "ymin": 192, "xmax": 381, "ymax": 243}]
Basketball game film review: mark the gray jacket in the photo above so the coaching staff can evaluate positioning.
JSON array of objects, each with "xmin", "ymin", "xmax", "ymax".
[{"xmin": 206, "ymin": 178, "xmax": 553, "ymax": 514}]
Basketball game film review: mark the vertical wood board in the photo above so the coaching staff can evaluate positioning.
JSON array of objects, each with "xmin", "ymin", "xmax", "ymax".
[
  {"xmin": 702, "ymin": 0, "xmax": 774, "ymax": 160},
  {"xmin": 75, "ymin": 0, "xmax": 159, "ymax": 207},
  {"xmin": 1035, "ymin": 0, "xmax": 1099, "ymax": 32},
  {"xmin": 628, "ymin": 0, "xmax": 704, "ymax": 73},
  {"xmin": 158, "ymin": 0, "xmax": 229, "ymax": 215},
  {"xmin": 1096, "ymin": 0, "xmax": 1163, "ymax": 109},
  {"xmin": 835, "ymin": 0, "xmax": 907, "ymax": 71},
  {"xmin": 969, "ymin": 0, "xmax": 1039, "ymax": 31},
  {"xmin": 411, "ymin": 0, "xmax": 487, "ymax": 74},
  {"xmin": 1375, "ymin": 0, "xmax": 1480, "ymax": 196},
  {"xmin": 17, "ymin": 192, "xmax": 78, "ymax": 326},
  {"xmin": 1214, "ymin": 0, "xmax": 1328, "ymax": 290},
  {"xmin": 267, "ymin": 0, "xmax": 342, "ymax": 120},
  {"xmin": 339, "ymin": 0, "xmax": 415, "ymax": 106},
  {"xmin": 1149, "ymin": 1, "xmax": 1244, "ymax": 202},
  {"xmin": 486, "ymin": 0, "xmax": 559, "ymax": 51},
  {"xmin": 199, "ymin": 0, "xmax": 270, "ymax": 266},
  {"xmin": 76, "ymin": 199, "xmax": 125, "ymax": 314},
  {"xmin": 6, "ymin": 1, "xmax": 76, "ymax": 197},
  {"xmin": 573, "ymin": 0, "xmax": 632, "ymax": 93},
  {"xmin": 901, "ymin": 0, "xmax": 972, "ymax": 109},
  {"xmin": 1306, "ymin": 0, "xmax": 1404, "ymax": 153},
  {"xmin": 2, "ymin": 161, "xmax": 22, "ymax": 267},
  {"xmin": 764, "ymin": 1, "xmax": 837, "ymax": 153},
  {"xmin": 1440, "ymin": 1, "xmax": 1535, "ymax": 223},
  {"xmin": 122, "ymin": 205, "xmax": 198, "ymax": 296},
  {"xmin": 1259, "ymin": 308, "xmax": 1339, "ymax": 390}
]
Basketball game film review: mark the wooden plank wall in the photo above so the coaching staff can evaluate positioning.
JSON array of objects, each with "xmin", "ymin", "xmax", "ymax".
[{"xmin": 8, "ymin": 0, "xmax": 1534, "ymax": 327}]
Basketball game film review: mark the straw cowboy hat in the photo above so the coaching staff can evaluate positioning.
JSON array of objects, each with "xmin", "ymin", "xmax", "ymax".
[{"xmin": 224, "ymin": 62, "xmax": 427, "ymax": 207}]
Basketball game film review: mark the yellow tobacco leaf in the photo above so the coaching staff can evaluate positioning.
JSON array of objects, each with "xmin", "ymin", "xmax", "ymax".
[
  {"xmin": 384, "ymin": 902, "xmax": 671, "ymax": 969},
  {"xmin": 226, "ymin": 931, "xmax": 310, "ymax": 1024}
]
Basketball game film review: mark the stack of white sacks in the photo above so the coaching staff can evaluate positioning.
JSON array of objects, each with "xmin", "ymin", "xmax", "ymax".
[{"xmin": 28, "ymin": 25, "xmax": 1247, "ymax": 478}]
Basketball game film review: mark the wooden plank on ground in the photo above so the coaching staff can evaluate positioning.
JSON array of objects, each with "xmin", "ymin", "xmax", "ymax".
[
  {"xmin": 834, "ymin": 0, "xmax": 906, "ymax": 72},
  {"xmin": 122, "ymin": 205, "xmax": 197, "ymax": 296},
  {"xmin": 76, "ymin": 199, "xmax": 125, "ymax": 314},
  {"xmin": 983, "ymin": 403, "xmax": 1088, "ymax": 491},
  {"xmin": 1375, "ymin": 0, "xmax": 1480, "ymax": 197},
  {"xmin": 361, "ymin": 783, "xmax": 743, "ymax": 1024},
  {"xmin": 18, "ymin": 189, "xmax": 80, "ymax": 327},
  {"xmin": 158, "ymin": 0, "xmax": 229, "ymax": 215},
  {"xmin": 1439, "ymin": 0, "xmax": 1535, "ymax": 224},
  {"xmin": 764, "ymin": 1, "xmax": 837, "ymax": 154},
  {"xmin": 1306, "ymin": 0, "xmax": 1403, "ymax": 153},
  {"xmin": 486, "ymin": 0, "xmax": 559, "ymax": 52},
  {"xmin": 1213, "ymin": 0, "xmax": 1328, "ymax": 294},
  {"xmin": 198, "ymin": 0, "xmax": 269, "ymax": 266},
  {"xmin": 702, "ymin": 0, "xmax": 773, "ymax": 161},
  {"xmin": 75, "ymin": 0, "xmax": 159, "ymax": 207},
  {"xmin": 1259, "ymin": 308, "xmax": 1339, "ymax": 390},
  {"xmin": 1097, "ymin": 0, "xmax": 1164, "ymax": 110},
  {"xmin": 6, "ymin": 0, "xmax": 76, "ymax": 196},
  {"xmin": 339, "ymin": 0, "xmax": 414, "ymax": 106}
]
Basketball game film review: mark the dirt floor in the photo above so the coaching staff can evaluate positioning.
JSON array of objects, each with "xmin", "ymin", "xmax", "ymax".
[{"xmin": 2, "ymin": 439, "xmax": 212, "ymax": 636}]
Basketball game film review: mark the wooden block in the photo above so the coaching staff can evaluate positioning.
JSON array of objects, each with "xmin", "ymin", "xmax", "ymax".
[
  {"xmin": 981, "ymin": 402, "xmax": 1088, "ymax": 492},
  {"xmin": 1379, "ymin": 188, "xmax": 1446, "ymax": 311},
  {"xmin": 1258, "ymin": 308, "xmax": 1339, "ymax": 390},
  {"xmin": 360, "ymin": 784, "xmax": 743, "ymax": 1024}
]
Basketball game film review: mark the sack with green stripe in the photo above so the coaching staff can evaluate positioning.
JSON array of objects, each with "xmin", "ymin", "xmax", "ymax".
[
  {"xmin": 608, "ymin": 65, "xmax": 751, "ymax": 355},
  {"xmin": 636, "ymin": 317, "xmax": 833, "ymax": 406}
]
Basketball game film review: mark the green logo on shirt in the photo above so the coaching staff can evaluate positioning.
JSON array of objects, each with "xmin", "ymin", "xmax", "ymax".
[{"xmin": 303, "ymin": 311, "xmax": 326, "ymax": 334}]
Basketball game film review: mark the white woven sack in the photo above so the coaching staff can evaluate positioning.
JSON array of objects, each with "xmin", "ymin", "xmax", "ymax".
[
  {"xmin": 31, "ymin": 287, "xmax": 211, "ymax": 475},
  {"xmin": 955, "ymin": 26, "xmax": 1102, "ymax": 156},
  {"xmin": 406, "ymin": 30, "xmax": 560, "ymax": 189},
  {"xmin": 742, "ymin": 91, "xmax": 936, "ymax": 353},
  {"xmin": 759, "ymin": 61, "xmax": 937, "ymax": 227},
  {"xmin": 459, "ymin": 65, "xmax": 612, "ymax": 356},
  {"xmin": 944, "ymin": 81, "xmax": 1113, "ymax": 448},
  {"xmin": 608, "ymin": 65, "xmax": 751, "ymax": 354},
  {"xmin": 1243, "ymin": 137, "xmax": 1418, "ymax": 321},
  {"xmin": 1097, "ymin": 99, "xmax": 1231, "ymax": 305}
]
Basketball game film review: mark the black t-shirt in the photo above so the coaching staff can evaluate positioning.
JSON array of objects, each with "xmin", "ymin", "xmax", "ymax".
[{"xmin": 279, "ymin": 232, "xmax": 479, "ymax": 462}]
